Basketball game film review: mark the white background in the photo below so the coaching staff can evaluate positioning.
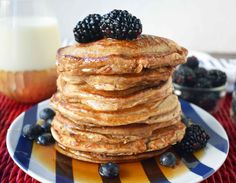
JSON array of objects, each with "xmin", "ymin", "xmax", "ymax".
[{"xmin": 50, "ymin": 0, "xmax": 236, "ymax": 53}]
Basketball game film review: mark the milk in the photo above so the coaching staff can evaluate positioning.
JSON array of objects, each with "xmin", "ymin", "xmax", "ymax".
[{"xmin": 0, "ymin": 17, "xmax": 61, "ymax": 71}]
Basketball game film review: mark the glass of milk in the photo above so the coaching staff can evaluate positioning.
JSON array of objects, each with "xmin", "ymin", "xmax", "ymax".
[{"xmin": 0, "ymin": 0, "xmax": 61, "ymax": 103}]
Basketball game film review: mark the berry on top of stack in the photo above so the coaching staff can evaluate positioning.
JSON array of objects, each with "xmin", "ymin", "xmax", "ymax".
[
  {"xmin": 73, "ymin": 14, "xmax": 103, "ymax": 43},
  {"xmin": 73, "ymin": 10, "xmax": 142, "ymax": 43},
  {"xmin": 100, "ymin": 10, "xmax": 142, "ymax": 40}
]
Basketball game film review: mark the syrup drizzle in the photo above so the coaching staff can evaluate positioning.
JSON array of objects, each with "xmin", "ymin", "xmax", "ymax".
[{"xmin": 32, "ymin": 144, "xmax": 205, "ymax": 182}]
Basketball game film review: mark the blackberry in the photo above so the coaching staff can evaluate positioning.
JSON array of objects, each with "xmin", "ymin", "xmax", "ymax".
[
  {"xmin": 173, "ymin": 67, "xmax": 196, "ymax": 87},
  {"xmin": 73, "ymin": 14, "xmax": 103, "ymax": 43},
  {"xmin": 184, "ymin": 56, "xmax": 199, "ymax": 69},
  {"xmin": 176, "ymin": 124, "xmax": 210, "ymax": 153},
  {"xmin": 194, "ymin": 67, "xmax": 208, "ymax": 78},
  {"xmin": 207, "ymin": 69, "xmax": 227, "ymax": 87},
  {"xmin": 195, "ymin": 78, "xmax": 212, "ymax": 88},
  {"xmin": 100, "ymin": 9, "xmax": 142, "ymax": 40},
  {"xmin": 173, "ymin": 68, "xmax": 185, "ymax": 85}
]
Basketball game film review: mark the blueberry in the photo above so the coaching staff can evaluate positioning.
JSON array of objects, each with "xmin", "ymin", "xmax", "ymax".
[
  {"xmin": 159, "ymin": 152, "xmax": 176, "ymax": 167},
  {"xmin": 36, "ymin": 133, "xmax": 55, "ymax": 145},
  {"xmin": 41, "ymin": 121, "xmax": 51, "ymax": 133},
  {"xmin": 46, "ymin": 118, "xmax": 53, "ymax": 125},
  {"xmin": 39, "ymin": 108, "xmax": 55, "ymax": 120},
  {"xmin": 99, "ymin": 162, "xmax": 119, "ymax": 177},
  {"xmin": 22, "ymin": 124, "xmax": 44, "ymax": 140}
]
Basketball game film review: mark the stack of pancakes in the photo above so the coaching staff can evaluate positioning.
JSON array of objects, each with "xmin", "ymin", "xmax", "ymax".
[{"xmin": 50, "ymin": 35, "xmax": 188, "ymax": 163}]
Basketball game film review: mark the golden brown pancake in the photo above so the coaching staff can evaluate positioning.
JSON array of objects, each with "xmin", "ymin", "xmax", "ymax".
[
  {"xmin": 52, "ymin": 115, "xmax": 181, "ymax": 143},
  {"xmin": 56, "ymin": 78, "xmax": 173, "ymax": 111},
  {"xmin": 51, "ymin": 122, "xmax": 185, "ymax": 154},
  {"xmin": 50, "ymin": 93, "xmax": 181, "ymax": 126},
  {"xmin": 52, "ymin": 113, "xmax": 180, "ymax": 137},
  {"xmin": 60, "ymin": 67, "xmax": 173, "ymax": 91},
  {"xmin": 55, "ymin": 144, "xmax": 169, "ymax": 163},
  {"xmin": 57, "ymin": 35, "xmax": 187, "ymax": 75},
  {"xmin": 57, "ymin": 75, "xmax": 163, "ymax": 98}
]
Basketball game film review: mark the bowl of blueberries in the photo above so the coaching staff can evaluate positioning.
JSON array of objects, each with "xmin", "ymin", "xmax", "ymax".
[{"xmin": 173, "ymin": 56, "xmax": 227, "ymax": 113}]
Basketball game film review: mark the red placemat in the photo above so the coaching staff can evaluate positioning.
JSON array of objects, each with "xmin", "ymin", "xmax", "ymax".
[{"xmin": 0, "ymin": 93, "xmax": 235, "ymax": 183}]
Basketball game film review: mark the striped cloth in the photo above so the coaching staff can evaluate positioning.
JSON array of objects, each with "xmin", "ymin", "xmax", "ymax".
[{"xmin": 188, "ymin": 51, "xmax": 236, "ymax": 92}]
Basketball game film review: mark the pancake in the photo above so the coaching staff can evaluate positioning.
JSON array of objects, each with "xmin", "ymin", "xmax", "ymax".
[
  {"xmin": 52, "ymin": 115, "xmax": 180, "ymax": 144},
  {"xmin": 57, "ymin": 35, "xmax": 187, "ymax": 75},
  {"xmin": 60, "ymin": 67, "xmax": 173, "ymax": 91},
  {"xmin": 51, "ymin": 122, "xmax": 185, "ymax": 154},
  {"xmin": 55, "ymin": 143, "xmax": 169, "ymax": 163},
  {"xmin": 53, "ymin": 113, "xmax": 180, "ymax": 137},
  {"xmin": 57, "ymin": 75, "xmax": 163, "ymax": 98},
  {"xmin": 57, "ymin": 78, "xmax": 173, "ymax": 111},
  {"xmin": 50, "ymin": 93, "xmax": 181, "ymax": 126}
]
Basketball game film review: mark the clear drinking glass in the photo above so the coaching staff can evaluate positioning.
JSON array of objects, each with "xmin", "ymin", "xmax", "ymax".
[{"xmin": 0, "ymin": 0, "xmax": 61, "ymax": 103}]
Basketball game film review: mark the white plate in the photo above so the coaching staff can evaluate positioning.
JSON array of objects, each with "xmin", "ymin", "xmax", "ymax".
[{"xmin": 6, "ymin": 99, "xmax": 229, "ymax": 183}]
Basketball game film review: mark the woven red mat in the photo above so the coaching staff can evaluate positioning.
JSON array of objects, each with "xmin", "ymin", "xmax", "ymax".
[{"xmin": 0, "ymin": 93, "xmax": 235, "ymax": 183}]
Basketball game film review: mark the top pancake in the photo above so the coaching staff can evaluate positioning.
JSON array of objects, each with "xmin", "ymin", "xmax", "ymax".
[{"xmin": 57, "ymin": 35, "xmax": 188, "ymax": 75}]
